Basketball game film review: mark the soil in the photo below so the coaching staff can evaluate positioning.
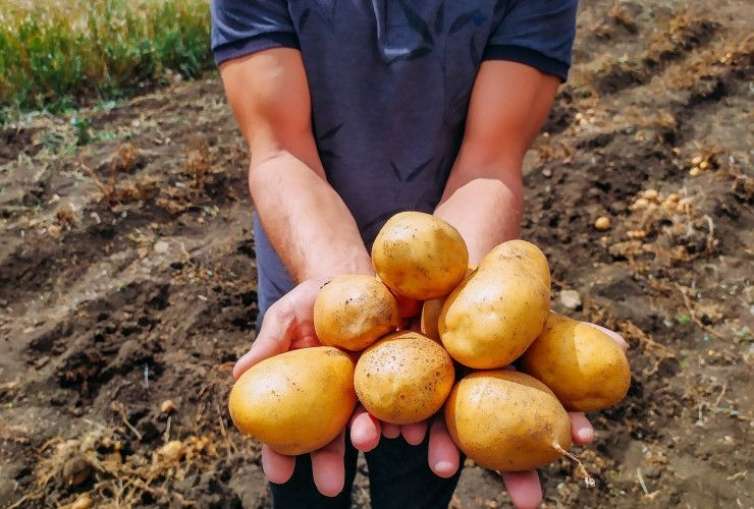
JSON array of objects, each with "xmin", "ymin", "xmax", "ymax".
[{"xmin": 1, "ymin": 0, "xmax": 753, "ymax": 508}]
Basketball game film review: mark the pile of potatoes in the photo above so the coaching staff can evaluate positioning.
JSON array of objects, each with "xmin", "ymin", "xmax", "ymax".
[{"xmin": 229, "ymin": 211, "xmax": 631, "ymax": 474}]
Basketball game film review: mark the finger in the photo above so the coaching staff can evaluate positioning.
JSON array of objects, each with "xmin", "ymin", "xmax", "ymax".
[
  {"xmin": 382, "ymin": 422, "xmax": 401, "ymax": 439},
  {"xmin": 502, "ymin": 470, "xmax": 542, "ymax": 509},
  {"xmin": 586, "ymin": 323, "xmax": 628, "ymax": 351},
  {"xmin": 311, "ymin": 431, "xmax": 346, "ymax": 497},
  {"xmin": 233, "ymin": 305, "xmax": 291, "ymax": 379},
  {"xmin": 261, "ymin": 444, "xmax": 296, "ymax": 485},
  {"xmin": 350, "ymin": 405, "xmax": 381, "ymax": 452},
  {"xmin": 290, "ymin": 333, "xmax": 319, "ymax": 350},
  {"xmin": 428, "ymin": 417, "xmax": 460, "ymax": 478},
  {"xmin": 568, "ymin": 412, "xmax": 594, "ymax": 445},
  {"xmin": 290, "ymin": 312, "xmax": 320, "ymax": 350},
  {"xmin": 401, "ymin": 421, "xmax": 428, "ymax": 446}
]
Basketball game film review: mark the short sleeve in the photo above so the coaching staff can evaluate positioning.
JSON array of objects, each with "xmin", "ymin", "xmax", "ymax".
[
  {"xmin": 211, "ymin": 0, "xmax": 298, "ymax": 65},
  {"xmin": 484, "ymin": 0, "xmax": 578, "ymax": 81}
]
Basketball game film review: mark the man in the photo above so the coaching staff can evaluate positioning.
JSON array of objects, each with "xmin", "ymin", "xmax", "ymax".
[{"xmin": 211, "ymin": 1, "xmax": 626, "ymax": 508}]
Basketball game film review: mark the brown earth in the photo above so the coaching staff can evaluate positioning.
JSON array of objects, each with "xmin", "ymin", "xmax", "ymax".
[{"xmin": 1, "ymin": 0, "xmax": 753, "ymax": 508}]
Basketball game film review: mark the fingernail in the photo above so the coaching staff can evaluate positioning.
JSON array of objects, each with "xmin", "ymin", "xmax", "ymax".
[
  {"xmin": 351, "ymin": 427, "xmax": 365, "ymax": 443},
  {"xmin": 579, "ymin": 428, "xmax": 594, "ymax": 442},
  {"xmin": 353, "ymin": 427, "xmax": 372, "ymax": 447},
  {"xmin": 433, "ymin": 461, "xmax": 455, "ymax": 476}
]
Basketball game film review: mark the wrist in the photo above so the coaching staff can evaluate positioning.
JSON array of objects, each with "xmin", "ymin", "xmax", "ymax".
[{"xmin": 302, "ymin": 246, "xmax": 374, "ymax": 282}]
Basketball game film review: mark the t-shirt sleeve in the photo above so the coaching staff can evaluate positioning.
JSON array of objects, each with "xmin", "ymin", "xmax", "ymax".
[
  {"xmin": 484, "ymin": 0, "xmax": 578, "ymax": 81},
  {"xmin": 211, "ymin": 0, "xmax": 298, "ymax": 66}
]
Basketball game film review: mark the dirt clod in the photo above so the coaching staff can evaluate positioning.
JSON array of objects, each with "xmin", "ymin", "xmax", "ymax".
[
  {"xmin": 160, "ymin": 399, "xmax": 177, "ymax": 414},
  {"xmin": 560, "ymin": 290, "xmax": 583, "ymax": 310},
  {"xmin": 62, "ymin": 457, "xmax": 91, "ymax": 487},
  {"xmin": 70, "ymin": 494, "xmax": 94, "ymax": 509}
]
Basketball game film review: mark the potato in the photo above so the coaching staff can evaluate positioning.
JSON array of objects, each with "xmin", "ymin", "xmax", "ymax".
[
  {"xmin": 228, "ymin": 347, "xmax": 356, "ymax": 455},
  {"xmin": 420, "ymin": 298, "xmax": 444, "ymax": 341},
  {"xmin": 314, "ymin": 275, "xmax": 400, "ymax": 351},
  {"xmin": 354, "ymin": 331, "xmax": 455, "ymax": 424},
  {"xmin": 371, "ymin": 211, "xmax": 468, "ymax": 300},
  {"xmin": 420, "ymin": 266, "xmax": 476, "ymax": 341},
  {"xmin": 444, "ymin": 370, "xmax": 572, "ymax": 471},
  {"xmin": 521, "ymin": 313, "xmax": 631, "ymax": 411},
  {"xmin": 439, "ymin": 240, "xmax": 550, "ymax": 369}
]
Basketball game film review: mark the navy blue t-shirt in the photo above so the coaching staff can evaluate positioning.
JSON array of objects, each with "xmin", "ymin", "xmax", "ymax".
[{"xmin": 211, "ymin": 0, "xmax": 578, "ymax": 316}]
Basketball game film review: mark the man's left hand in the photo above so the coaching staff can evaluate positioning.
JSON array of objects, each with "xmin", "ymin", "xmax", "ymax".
[{"xmin": 349, "ymin": 324, "xmax": 628, "ymax": 509}]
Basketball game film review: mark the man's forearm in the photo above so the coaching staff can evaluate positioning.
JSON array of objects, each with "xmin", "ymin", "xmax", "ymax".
[
  {"xmin": 250, "ymin": 152, "xmax": 372, "ymax": 282},
  {"xmin": 434, "ymin": 150, "xmax": 523, "ymax": 265},
  {"xmin": 219, "ymin": 49, "xmax": 372, "ymax": 283},
  {"xmin": 433, "ymin": 61, "xmax": 558, "ymax": 263}
]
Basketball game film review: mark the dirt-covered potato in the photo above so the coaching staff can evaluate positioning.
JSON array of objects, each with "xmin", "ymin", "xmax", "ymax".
[
  {"xmin": 522, "ymin": 313, "xmax": 631, "ymax": 411},
  {"xmin": 313, "ymin": 275, "xmax": 400, "ymax": 351},
  {"xmin": 354, "ymin": 331, "xmax": 455, "ymax": 424},
  {"xmin": 439, "ymin": 240, "xmax": 551, "ymax": 369},
  {"xmin": 228, "ymin": 347, "xmax": 356, "ymax": 455},
  {"xmin": 444, "ymin": 370, "xmax": 572, "ymax": 471},
  {"xmin": 371, "ymin": 211, "xmax": 468, "ymax": 300}
]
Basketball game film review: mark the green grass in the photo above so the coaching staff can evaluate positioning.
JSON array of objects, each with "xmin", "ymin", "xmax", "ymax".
[{"xmin": 0, "ymin": 0, "xmax": 211, "ymax": 113}]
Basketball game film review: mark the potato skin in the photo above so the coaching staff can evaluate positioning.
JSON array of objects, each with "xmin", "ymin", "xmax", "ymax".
[
  {"xmin": 420, "ymin": 298, "xmax": 444, "ymax": 341},
  {"xmin": 521, "ymin": 313, "xmax": 631, "ymax": 411},
  {"xmin": 421, "ymin": 266, "xmax": 476, "ymax": 342},
  {"xmin": 371, "ymin": 212, "xmax": 469, "ymax": 300},
  {"xmin": 354, "ymin": 331, "xmax": 455, "ymax": 425},
  {"xmin": 228, "ymin": 347, "xmax": 356, "ymax": 455},
  {"xmin": 444, "ymin": 370, "xmax": 571, "ymax": 471},
  {"xmin": 314, "ymin": 275, "xmax": 400, "ymax": 351},
  {"xmin": 439, "ymin": 240, "xmax": 551, "ymax": 369}
]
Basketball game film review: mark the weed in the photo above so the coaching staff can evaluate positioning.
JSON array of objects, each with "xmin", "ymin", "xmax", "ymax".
[
  {"xmin": 0, "ymin": 0, "xmax": 211, "ymax": 113},
  {"xmin": 71, "ymin": 116, "xmax": 92, "ymax": 146},
  {"xmin": 676, "ymin": 314, "xmax": 691, "ymax": 325}
]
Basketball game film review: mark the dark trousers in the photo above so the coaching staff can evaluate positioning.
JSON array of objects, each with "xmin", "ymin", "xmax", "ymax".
[{"xmin": 269, "ymin": 433, "xmax": 461, "ymax": 509}]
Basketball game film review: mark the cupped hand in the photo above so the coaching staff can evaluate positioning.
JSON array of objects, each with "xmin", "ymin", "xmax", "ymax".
[
  {"xmin": 349, "ymin": 323, "xmax": 628, "ymax": 509},
  {"xmin": 493, "ymin": 325, "xmax": 628, "ymax": 508},
  {"xmin": 347, "ymin": 387, "xmax": 597, "ymax": 509},
  {"xmin": 233, "ymin": 279, "xmax": 348, "ymax": 497},
  {"xmin": 236, "ymin": 281, "xmax": 628, "ymax": 507},
  {"xmin": 234, "ymin": 278, "xmax": 431, "ymax": 498}
]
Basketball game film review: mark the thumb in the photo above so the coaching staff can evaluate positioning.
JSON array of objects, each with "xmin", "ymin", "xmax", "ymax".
[
  {"xmin": 586, "ymin": 323, "xmax": 628, "ymax": 351},
  {"xmin": 233, "ymin": 302, "xmax": 293, "ymax": 379}
]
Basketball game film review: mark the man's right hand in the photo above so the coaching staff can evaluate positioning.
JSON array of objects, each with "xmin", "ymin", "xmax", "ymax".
[
  {"xmin": 233, "ymin": 278, "xmax": 462, "ymax": 498},
  {"xmin": 233, "ymin": 279, "xmax": 349, "ymax": 497}
]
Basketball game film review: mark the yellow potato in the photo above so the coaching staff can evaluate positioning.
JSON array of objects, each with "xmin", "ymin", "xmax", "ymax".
[
  {"xmin": 444, "ymin": 370, "xmax": 572, "ymax": 471},
  {"xmin": 521, "ymin": 313, "xmax": 631, "ymax": 411},
  {"xmin": 439, "ymin": 240, "xmax": 550, "ymax": 368},
  {"xmin": 228, "ymin": 347, "xmax": 356, "ymax": 455},
  {"xmin": 420, "ymin": 266, "xmax": 477, "ymax": 341},
  {"xmin": 354, "ymin": 331, "xmax": 455, "ymax": 424},
  {"xmin": 483, "ymin": 239, "xmax": 551, "ymax": 288},
  {"xmin": 371, "ymin": 211, "xmax": 469, "ymax": 300},
  {"xmin": 420, "ymin": 298, "xmax": 444, "ymax": 341},
  {"xmin": 314, "ymin": 275, "xmax": 400, "ymax": 351}
]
